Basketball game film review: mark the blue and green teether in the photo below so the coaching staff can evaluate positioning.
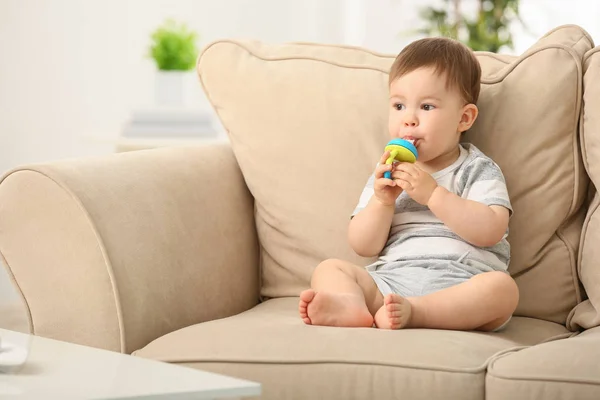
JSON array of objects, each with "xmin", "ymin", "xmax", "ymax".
[{"xmin": 383, "ymin": 138, "xmax": 418, "ymax": 179}]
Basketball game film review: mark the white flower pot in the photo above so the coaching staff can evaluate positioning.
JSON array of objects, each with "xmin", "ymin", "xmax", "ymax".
[{"xmin": 155, "ymin": 71, "xmax": 188, "ymax": 107}]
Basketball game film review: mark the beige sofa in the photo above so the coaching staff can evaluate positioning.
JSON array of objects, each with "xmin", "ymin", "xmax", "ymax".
[{"xmin": 1, "ymin": 24, "xmax": 600, "ymax": 399}]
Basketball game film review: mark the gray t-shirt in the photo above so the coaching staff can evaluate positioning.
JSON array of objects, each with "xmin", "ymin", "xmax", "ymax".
[{"xmin": 352, "ymin": 143, "xmax": 512, "ymax": 272}]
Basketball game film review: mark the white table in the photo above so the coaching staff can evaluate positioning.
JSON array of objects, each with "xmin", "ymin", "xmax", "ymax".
[{"xmin": 0, "ymin": 329, "xmax": 260, "ymax": 399}]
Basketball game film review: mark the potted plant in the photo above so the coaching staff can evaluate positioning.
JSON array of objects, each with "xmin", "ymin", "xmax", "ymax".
[
  {"xmin": 416, "ymin": 0, "xmax": 527, "ymax": 52},
  {"xmin": 148, "ymin": 19, "xmax": 199, "ymax": 107}
]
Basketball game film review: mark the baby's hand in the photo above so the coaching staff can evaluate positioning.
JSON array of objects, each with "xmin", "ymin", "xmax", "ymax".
[
  {"xmin": 392, "ymin": 163, "xmax": 437, "ymax": 205},
  {"xmin": 373, "ymin": 151, "xmax": 403, "ymax": 207}
]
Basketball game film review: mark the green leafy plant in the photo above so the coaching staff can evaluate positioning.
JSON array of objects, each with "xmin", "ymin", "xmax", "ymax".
[
  {"xmin": 148, "ymin": 19, "xmax": 199, "ymax": 71},
  {"xmin": 418, "ymin": 0, "xmax": 527, "ymax": 53}
]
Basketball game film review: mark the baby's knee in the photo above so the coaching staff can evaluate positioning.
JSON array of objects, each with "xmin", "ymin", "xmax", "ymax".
[
  {"xmin": 312, "ymin": 259, "xmax": 342, "ymax": 280},
  {"xmin": 314, "ymin": 258, "xmax": 342, "ymax": 273},
  {"xmin": 484, "ymin": 271, "xmax": 519, "ymax": 309}
]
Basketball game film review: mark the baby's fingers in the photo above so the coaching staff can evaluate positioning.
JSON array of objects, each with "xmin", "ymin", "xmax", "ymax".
[
  {"xmin": 375, "ymin": 163, "xmax": 393, "ymax": 178},
  {"xmin": 374, "ymin": 177, "xmax": 396, "ymax": 189},
  {"xmin": 380, "ymin": 150, "xmax": 391, "ymax": 164},
  {"xmin": 391, "ymin": 170, "xmax": 413, "ymax": 181}
]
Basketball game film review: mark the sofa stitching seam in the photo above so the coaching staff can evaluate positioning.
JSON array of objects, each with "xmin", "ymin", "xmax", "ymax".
[
  {"xmin": 165, "ymin": 359, "xmax": 489, "ymax": 374},
  {"xmin": 198, "ymin": 39, "xmax": 393, "ymax": 75},
  {"xmin": 487, "ymin": 372, "xmax": 600, "ymax": 386}
]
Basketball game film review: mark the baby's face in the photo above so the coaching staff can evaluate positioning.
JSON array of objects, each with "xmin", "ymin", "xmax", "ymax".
[{"xmin": 388, "ymin": 67, "xmax": 470, "ymax": 166}]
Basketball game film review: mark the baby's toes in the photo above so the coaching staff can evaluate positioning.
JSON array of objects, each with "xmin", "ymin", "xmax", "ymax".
[
  {"xmin": 387, "ymin": 300, "xmax": 404, "ymax": 312},
  {"xmin": 387, "ymin": 309, "xmax": 403, "ymax": 318},
  {"xmin": 383, "ymin": 294, "xmax": 395, "ymax": 305},
  {"xmin": 385, "ymin": 293, "xmax": 403, "ymax": 305},
  {"xmin": 298, "ymin": 301, "xmax": 308, "ymax": 315}
]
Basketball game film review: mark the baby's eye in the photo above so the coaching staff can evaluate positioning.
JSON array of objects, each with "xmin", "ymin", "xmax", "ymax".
[
  {"xmin": 422, "ymin": 104, "xmax": 435, "ymax": 111},
  {"xmin": 394, "ymin": 103, "xmax": 405, "ymax": 111}
]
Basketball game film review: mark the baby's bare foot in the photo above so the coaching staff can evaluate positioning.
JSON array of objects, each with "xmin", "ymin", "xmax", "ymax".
[
  {"xmin": 299, "ymin": 289, "xmax": 373, "ymax": 327},
  {"xmin": 374, "ymin": 293, "xmax": 412, "ymax": 329},
  {"xmin": 298, "ymin": 290, "xmax": 314, "ymax": 324}
]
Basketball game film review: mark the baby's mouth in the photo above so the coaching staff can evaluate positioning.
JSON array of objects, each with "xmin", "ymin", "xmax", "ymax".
[{"xmin": 403, "ymin": 136, "xmax": 420, "ymax": 147}]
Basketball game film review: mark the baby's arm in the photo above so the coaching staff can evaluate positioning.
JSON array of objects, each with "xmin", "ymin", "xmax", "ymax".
[
  {"xmin": 348, "ymin": 198, "xmax": 395, "ymax": 257},
  {"xmin": 427, "ymin": 186, "xmax": 509, "ymax": 247}
]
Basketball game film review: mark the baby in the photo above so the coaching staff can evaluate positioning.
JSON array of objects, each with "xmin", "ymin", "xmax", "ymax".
[{"xmin": 299, "ymin": 37, "xmax": 519, "ymax": 331}]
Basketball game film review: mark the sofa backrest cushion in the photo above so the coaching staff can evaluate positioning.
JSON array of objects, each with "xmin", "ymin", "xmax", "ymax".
[{"xmin": 570, "ymin": 46, "xmax": 600, "ymax": 330}]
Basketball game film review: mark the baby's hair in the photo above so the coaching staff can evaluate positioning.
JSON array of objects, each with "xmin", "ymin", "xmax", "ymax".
[{"xmin": 389, "ymin": 37, "xmax": 481, "ymax": 105}]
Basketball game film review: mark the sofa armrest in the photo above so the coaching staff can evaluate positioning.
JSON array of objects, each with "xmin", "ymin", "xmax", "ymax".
[
  {"xmin": 486, "ymin": 327, "xmax": 600, "ymax": 399},
  {"xmin": 0, "ymin": 144, "xmax": 259, "ymax": 353}
]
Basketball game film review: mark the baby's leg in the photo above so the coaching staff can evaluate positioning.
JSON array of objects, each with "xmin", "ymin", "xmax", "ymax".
[
  {"xmin": 299, "ymin": 259, "xmax": 383, "ymax": 327},
  {"xmin": 386, "ymin": 270, "xmax": 518, "ymax": 331}
]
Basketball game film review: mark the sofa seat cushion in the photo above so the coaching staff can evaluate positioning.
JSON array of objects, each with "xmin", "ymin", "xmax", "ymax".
[
  {"xmin": 134, "ymin": 298, "xmax": 569, "ymax": 400},
  {"xmin": 486, "ymin": 326, "xmax": 600, "ymax": 400}
]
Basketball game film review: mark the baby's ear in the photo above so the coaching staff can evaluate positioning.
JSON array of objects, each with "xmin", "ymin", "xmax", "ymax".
[{"xmin": 459, "ymin": 104, "xmax": 478, "ymax": 132}]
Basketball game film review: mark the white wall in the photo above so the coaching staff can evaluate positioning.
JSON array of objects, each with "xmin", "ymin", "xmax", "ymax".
[
  {"xmin": 0, "ymin": 0, "xmax": 599, "ymax": 305},
  {"xmin": 0, "ymin": 0, "xmax": 349, "ymax": 175}
]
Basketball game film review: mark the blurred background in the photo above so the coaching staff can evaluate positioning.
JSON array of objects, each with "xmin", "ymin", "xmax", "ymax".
[{"xmin": 1, "ymin": 0, "xmax": 599, "ymax": 321}]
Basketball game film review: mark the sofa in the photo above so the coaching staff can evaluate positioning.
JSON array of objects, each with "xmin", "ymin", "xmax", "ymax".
[{"xmin": 1, "ymin": 24, "xmax": 600, "ymax": 399}]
